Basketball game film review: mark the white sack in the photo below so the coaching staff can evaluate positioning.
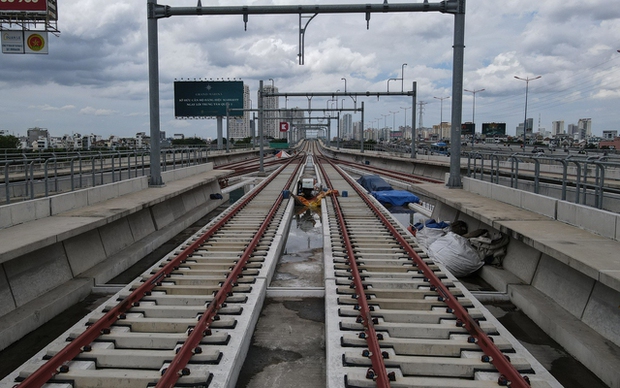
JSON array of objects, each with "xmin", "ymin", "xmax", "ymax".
[
  {"xmin": 415, "ymin": 226, "xmax": 447, "ymax": 250},
  {"xmin": 428, "ymin": 232, "xmax": 484, "ymax": 277}
]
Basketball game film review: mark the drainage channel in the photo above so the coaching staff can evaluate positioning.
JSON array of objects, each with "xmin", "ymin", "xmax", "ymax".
[{"xmin": 237, "ymin": 205, "xmax": 326, "ymax": 388}]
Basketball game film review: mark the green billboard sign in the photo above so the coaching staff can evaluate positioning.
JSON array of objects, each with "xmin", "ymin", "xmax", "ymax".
[
  {"xmin": 482, "ymin": 122, "xmax": 506, "ymax": 136},
  {"xmin": 174, "ymin": 81, "xmax": 244, "ymax": 118}
]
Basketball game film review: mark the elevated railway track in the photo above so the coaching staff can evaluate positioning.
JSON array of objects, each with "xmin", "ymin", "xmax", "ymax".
[{"xmin": 1, "ymin": 142, "xmax": 563, "ymax": 388}]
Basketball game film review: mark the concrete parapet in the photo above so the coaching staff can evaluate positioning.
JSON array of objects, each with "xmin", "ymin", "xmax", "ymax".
[
  {"xmin": 0, "ymin": 278, "xmax": 92, "ymax": 352},
  {"xmin": 86, "ymin": 180, "xmax": 120, "ymax": 205},
  {"xmin": 582, "ymin": 281, "xmax": 620, "ymax": 347},
  {"xmin": 127, "ymin": 209, "xmax": 156, "ymax": 242},
  {"xmin": 51, "ymin": 190, "xmax": 89, "ymax": 215},
  {"xmin": 0, "ymin": 206, "xmax": 10, "ymax": 229},
  {"xmin": 509, "ymin": 284, "xmax": 620, "ymax": 388},
  {"xmin": 99, "ymin": 218, "xmax": 135, "ymax": 257},
  {"xmin": 489, "ymin": 182, "xmax": 522, "ymax": 208},
  {"xmin": 0, "ymin": 266, "xmax": 15, "ymax": 317},
  {"xmin": 64, "ymin": 229, "xmax": 108, "ymax": 276},
  {"xmin": 6, "ymin": 242, "xmax": 73, "ymax": 307},
  {"xmin": 462, "ymin": 177, "xmax": 492, "ymax": 198},
  {"xmin": 462, "ymin": 177, "xmax": 620, "ymax": 243},
  {"xmin": 532, "ymin": 255, "xmax": 595, "ymax": 319},
  {"xmin": 520, "ymin": 191, "xmax": 556, "ymax": 219},
  {"xmin": 3, "ymin": 197, "xmax": 50, "ymax": 228},
  {"xmin": 501, "ymin": 238, "xmax": 541, "ymax": 285},
  {"xmin": 557, "ymin": 200, "xmax": 618, "ymax": 240},
  {"xmin": 161, "ymin": 163, "xmax": 213, "ymax": 182}
]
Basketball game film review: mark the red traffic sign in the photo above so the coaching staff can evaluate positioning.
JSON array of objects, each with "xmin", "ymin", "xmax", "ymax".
[{"xmin": 279, "ymin": 122, "xmax": 290, "ymax": 132}]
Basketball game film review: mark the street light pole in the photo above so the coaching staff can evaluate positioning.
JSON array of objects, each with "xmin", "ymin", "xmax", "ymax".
[
  {"xmin": 401, "ymin": 63, "xmax": 407, "ymax": 92},
  {"xmin": 434, "ymin": 96, "xmax": 449, "ymax": 139},
  {"xmin": 514, "ymin": 75, "xmax": 541, "ymax": 148},
  {"xmin": 463, "ymin": 88, "xmax": 485, "ymax": 133},
  {"xmin": 341, "ymin": 77, "xmax": 347, "ymax": 93},
  {"xmin": 400, "ymin": 106, "xmax": 410, "ymax": 129},
  {"xmin": 390, "ymin": 110, "xmax": 399, "ymax": 139},
  {"xmin": 382, "ymin": 113, "xmax": 389, "ymax": 141}
]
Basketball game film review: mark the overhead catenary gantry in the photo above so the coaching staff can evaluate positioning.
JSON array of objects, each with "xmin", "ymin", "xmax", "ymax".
[{"xmin": 147, "ymin": 0, "xmax": 465, "ymax": 189}]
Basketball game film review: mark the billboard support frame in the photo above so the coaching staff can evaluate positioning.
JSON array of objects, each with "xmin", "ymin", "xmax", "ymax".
[{"xmin": 0, "ymin": 0, "xmax": 59, "ymax": 35}]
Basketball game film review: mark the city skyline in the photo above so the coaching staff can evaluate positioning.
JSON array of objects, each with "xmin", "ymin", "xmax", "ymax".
[{"xmin": 0, "ymin": 0, "xmax": 619, "ymax": 140}]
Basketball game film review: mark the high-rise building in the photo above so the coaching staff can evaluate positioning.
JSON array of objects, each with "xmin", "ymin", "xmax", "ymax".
[
  {"xmin": 228, "ymin": 84, "xmax": 251, "ymax": 140},
  {"xmin": 568, "ymin": 124, "xmax": 579, "ymax": 136},
  {"xmin": 551, "ymin": 120, "xmax": 565, "ymax": 136},
  {"xmin": 285, "ymin": 108, "xmax": 306, "ymax": 143},
  {"xmin": 341, "ymin": 114, "xmax": 353, "ymax": 140},
  {"xmin": 258, "ymin": 85, "xmax": 279, "ymax": 139},
  {"xmin": 353, "ymin": 121, "xmax": 363, "ymax": 141},
  {"xmin": 578, "ymin": 118, "xmax": 592, "ymax": 139},
  {"xmin": 516, "ymin": 118, "xmax": 534, "ymax": 137}
]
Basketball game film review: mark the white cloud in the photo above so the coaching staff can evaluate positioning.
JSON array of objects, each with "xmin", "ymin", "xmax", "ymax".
[
  {"xmin": 29, "ymin": 104, "xmax": 76, "ymax": 111},
  {"xmin": 0, "ymin": 0, "xmax": 619, "ymax": 138},
  {"xmin": 79, "ymin": 106, "xmax": 117, "ymax": 116}
]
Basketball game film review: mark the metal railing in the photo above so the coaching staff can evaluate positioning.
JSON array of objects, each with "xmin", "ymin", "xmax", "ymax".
[
  {"xmin": 322, "ymin": 142, "xmax": 620, "ymax": 212},
  {"xmin": 0, "ymin": 148, "xmax": 209, "ymax": 205},
  {"xmin": 465, "ymin": 151, "xmax": 620, "ymax": 211}
]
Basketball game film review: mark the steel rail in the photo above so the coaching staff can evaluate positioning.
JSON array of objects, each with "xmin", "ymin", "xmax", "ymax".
[
  {"xmin": 316, "ymin": 157, "xmax": 392, "ymax": 387},
  {"xmin": 14, "ymin": 157, "xmax": 300, "ymax": 388},
  {"xmin": 324, "ymin": 158, "xmax": 532, "ymax": 388},
  {"xmin": 156, "ymin": 156, "xmax": 303, "ymax": 388}
]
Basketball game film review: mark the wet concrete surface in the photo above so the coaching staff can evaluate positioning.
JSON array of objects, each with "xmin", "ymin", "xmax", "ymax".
[
  {"xmin": 271, "ymin": 208, "xmax": 324, "ymax": 288},
  {"xmin": 238, "ymin": 207, "xmax": 326, "ymax": 387},
  {"xmin": 236, "ymin": 299, "xmax": 325, "ymax": 388}
]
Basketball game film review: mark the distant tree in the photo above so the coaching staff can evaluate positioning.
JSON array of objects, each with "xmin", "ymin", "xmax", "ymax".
[
  {"xmin": 0, "ymin": 135, "xmax": 19, "ymax": 149},
  {"xmin": 172, "ymin": 137, "xmax": 206, "ymax": 146}
]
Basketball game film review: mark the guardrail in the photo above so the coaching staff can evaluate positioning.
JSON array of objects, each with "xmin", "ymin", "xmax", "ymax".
[
  {"xmin": 465, "ymin": 151, "xmax": 620, "ymax": 211},
  {"xmin": 0, "ymin": 148, "xmax": 209, "ymax": 204},
  {"xmin": 323, "ymin": 142, "xmax": 620, "ymax": 212}
]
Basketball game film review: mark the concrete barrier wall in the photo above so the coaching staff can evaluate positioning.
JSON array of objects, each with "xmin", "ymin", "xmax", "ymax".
[
  {"xmin": 0, "ymin": 168, "xmax": 227, "ymax": 351},
  {"xmin": 0, "ymin": 177, "xmax": 150, "ymax": 229},
  {"xmin": 463, "ymin": 177, "xmax": 620, "ymax": 242}
]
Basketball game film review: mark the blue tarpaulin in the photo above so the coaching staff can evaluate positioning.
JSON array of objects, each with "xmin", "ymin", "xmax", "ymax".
[
  {"xmin": 371, "ymin": 190, "xmax": 420, "ymax": 206},
  {"xmin": 357, "ymin": 175, "xmax": 393, "ymax": 192}
]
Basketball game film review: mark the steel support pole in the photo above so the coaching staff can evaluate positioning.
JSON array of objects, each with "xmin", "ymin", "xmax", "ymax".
[
  {"xmin": 411, "ymin": 81, "xmax": 417, "ymax": 159},
  {"xmin": 217, "ymin": 117, "xmax": 223, "ymax": 150},
  {"xmin": 258, "ymin": 80, "xmax": 264, "ymax": 174},
  {"xmin": 147, "ymin": 0, "xmax": 162, "ymax": 186},
  {"xmin": 226, "ymin": 103, "xmax": 230, "ymax": 153},
  {"xmin": 360, "ymin": 101, "xmax": 365, "ymax": 153},
  {"xmin": 447, "ymin": 0, "xmax": 465, "ymax": 188},
  {"xmin": 327, "ymin": 120, "xmax": 331, "ymax": 147},
  {"xmin": 336, "ymin": 111, "xmax": 340, "ymax": 150}
]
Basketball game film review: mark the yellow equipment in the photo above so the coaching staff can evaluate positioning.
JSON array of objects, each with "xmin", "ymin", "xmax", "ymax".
[{"xmin": 292, "ymin": 189, "xmax": 338, "ymax": 208}]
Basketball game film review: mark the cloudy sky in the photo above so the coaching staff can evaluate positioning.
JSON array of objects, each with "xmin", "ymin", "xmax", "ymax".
[{"xmin": 1, "ymin": 0, "xmax": 619, "ymax": 140}]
